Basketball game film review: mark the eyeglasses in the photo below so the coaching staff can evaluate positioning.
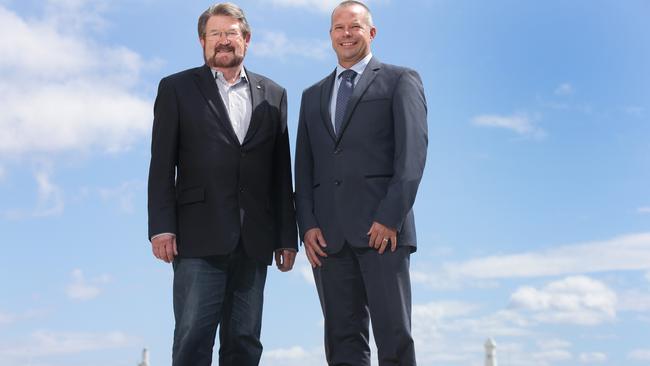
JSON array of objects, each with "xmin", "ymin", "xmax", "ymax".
[{"xmin": 205, "ymin": 30, "xmax": 241, "ymax": 41}]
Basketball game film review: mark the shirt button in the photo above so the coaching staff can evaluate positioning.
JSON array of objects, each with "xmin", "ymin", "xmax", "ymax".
[{"xmin": 334, "ymin": 180, "xmax": 341, "ymax": 186}]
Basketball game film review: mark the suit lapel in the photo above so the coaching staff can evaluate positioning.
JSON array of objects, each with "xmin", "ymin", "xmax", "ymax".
[
  {"xmin": 336, "ymin": 57, "xmax": 381, "ymax": 143},
  {"xmin": 319, "ymin": 70, "xmax": 337, "ymax": 142},
  {"xmin": 193, "ymin": 65, "xmax": 240, "ymax": 146},
  {"xmin": 242, "ymin": 69, "xmax": 265, "ymax": 145}
]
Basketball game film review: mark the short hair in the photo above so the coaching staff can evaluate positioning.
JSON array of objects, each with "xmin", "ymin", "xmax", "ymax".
[
  {"xmin": 198, "ymin": 3, "xmax": 251, "ymax": 38},
  {"xmin": 332, "ymin": 1, "xmax": 374, "ymax": 27}
]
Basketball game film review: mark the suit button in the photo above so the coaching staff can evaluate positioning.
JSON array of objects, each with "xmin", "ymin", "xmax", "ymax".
[
  {"xmin": 334, "ymin": 180, "xmax": 341, "ymax": 186},
  {"xmin": 239, "ymin": 187, "xmax": 245, "ymax": 193},
  {"xmin": 333, "ymin": 148, "xmax": 342, "ymax": 155}
]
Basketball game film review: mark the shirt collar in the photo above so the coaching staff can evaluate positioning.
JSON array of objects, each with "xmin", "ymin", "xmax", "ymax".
[
  {"xmin": 211, "ymin": 67, "xmax": 248, "ymax": 86},
  {"xmin": 336, "ymin": 53, "xmax": 372, "ymax": 79}
]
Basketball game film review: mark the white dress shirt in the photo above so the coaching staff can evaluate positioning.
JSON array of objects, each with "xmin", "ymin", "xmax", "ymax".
[{"xmin": 213, "ymin": 68, "xmax": 252, "ymax": 144}]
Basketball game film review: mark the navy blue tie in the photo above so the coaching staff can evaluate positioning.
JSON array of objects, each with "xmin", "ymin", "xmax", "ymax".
[{"xmin": 334, "ymin": 69, "xmax": 357, "ymax": 136}]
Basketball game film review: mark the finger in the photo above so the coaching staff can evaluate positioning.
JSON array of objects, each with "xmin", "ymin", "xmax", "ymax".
[
  {"xmin": 391, "ymin": 234, "xmax": 398, "ymax": 252},
  {"xmin": 311, "ymin": 242, "xmax": 328, "ymax": 258},
  {"xmin": 306, "ymin": 247, "xmax": 321, "ymax": 267},
  {"xmin": 164, "ymin": 241, "xmax": 174, "ymax": 262},
  {"xmin": 368, "ymin": 229, "xmax": 378, "ymax": 247},
  {"xmin": 378, "ymin": 239, "xmax": 388, "ymax": 254},
  {"xmin": 275, "ymin": 250, "xmax": 283, "ymax": 269},
  {"xmin": 374, "ymin": 233, "xmax": 386, "ymax": 249},
  {"xmin": 286, "ymin": 252, "xmax": 296, "ymax": 270},
  {"xmin": 303, "ymin": 249, "xmax": 315, "ymax": 268},
  {"xmin": 173, "ymin": 237, "xmax": 178, "ymax": 256},
  {"xmin": 316, "ymin": 232, "xmax": 328, "ymax": 248}
]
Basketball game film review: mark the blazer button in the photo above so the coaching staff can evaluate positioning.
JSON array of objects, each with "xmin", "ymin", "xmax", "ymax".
[
  {"xmin": 333, "ymin": 148, "xmax": 342, "ymax": 155},
  {"xmin": 239, "ymin": 187, "xmax": 245, "ymax": 193},
  {"xmin": 334, "ymin": 180, "xmax": 341, "ymax": 186}
]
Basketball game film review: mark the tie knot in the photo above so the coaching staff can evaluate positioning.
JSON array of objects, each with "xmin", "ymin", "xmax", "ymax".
[{"xmin": 339, "ymin": 69, "xmax": 357, "ymax": 82}]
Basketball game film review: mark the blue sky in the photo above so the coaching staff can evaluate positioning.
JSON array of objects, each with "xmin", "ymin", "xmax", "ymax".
[{"xmin": 0, "ymin": 0, "xmax": 649, "ymax": 365}]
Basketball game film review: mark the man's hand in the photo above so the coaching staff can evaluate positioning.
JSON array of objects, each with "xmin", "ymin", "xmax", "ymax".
[
  {"xmin": 367, "ymin": 221, "xmax": 397, "ymax": 254},
  {"xmin": 303, "ymin": 228, "xmax": 328, "ymax": 268},
  {"xmin": 151, "ymin": 234, "xmax": 178, "ymax": 263},
  {"xmin": 275, "ymin": 249, "xmax": 297, "ymax": 272}
]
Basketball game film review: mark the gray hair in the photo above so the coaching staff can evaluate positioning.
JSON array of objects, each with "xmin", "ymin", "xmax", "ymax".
[
  {"xmin": 332, "ymin": 1, "xmax": 374, "ymax": 27},
  {"xmin": 198, "ymin": 2, "xmax": 251, "ymax": 38}
]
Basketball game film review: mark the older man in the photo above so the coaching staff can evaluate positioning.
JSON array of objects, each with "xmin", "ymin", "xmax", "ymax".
[
  {"xmin": 147, "ymin": 3, "xmax": 297, "ymax": 366},
  {"xmin": 295, "ymin": 1, "xmax": 428, "ymax": 365}
]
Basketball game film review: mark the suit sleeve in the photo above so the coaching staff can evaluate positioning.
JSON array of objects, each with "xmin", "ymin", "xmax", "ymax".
[
  {"xmin": 373, "ymin": 69, "xmax": 428, "ymax": 230},
  {"xmin": 294, "ymin": 91, "xmax": 319, "ymax": 241},
  {"xmin": 147, "ymin": 77, "xmax": 179, "ymax": 240},
  {"xmin": 271, "ymin": 88, "xmax": 298, "ymax": 250}
]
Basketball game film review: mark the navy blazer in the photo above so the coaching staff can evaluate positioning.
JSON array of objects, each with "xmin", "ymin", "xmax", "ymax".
[
  {"xmin": 295, "ymin": 57, "xmax": 428, "ymax": 253},
  {"xmin": 148, "ymin": 65, "xmax": 297, "ymax": 264}
]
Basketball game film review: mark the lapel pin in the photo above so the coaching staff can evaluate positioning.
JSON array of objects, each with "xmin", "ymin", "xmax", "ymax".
[{"xmin": 256, "ymin": 85, "xmax": 262, "ymax": 89}]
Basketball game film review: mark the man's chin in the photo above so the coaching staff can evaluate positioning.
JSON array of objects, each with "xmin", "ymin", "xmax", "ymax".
[{"xmin": 209, "ymin": 54, "xmax": 244, "ymax": 68}]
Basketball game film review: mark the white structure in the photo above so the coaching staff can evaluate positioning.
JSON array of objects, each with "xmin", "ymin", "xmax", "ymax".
[
  {"xmin": 138, "ymin": 348, "xmax": 150, "ymax": 366},
  {"xmin": 485, "ymin": 338, "xmax": 497, "ymax": 366}
]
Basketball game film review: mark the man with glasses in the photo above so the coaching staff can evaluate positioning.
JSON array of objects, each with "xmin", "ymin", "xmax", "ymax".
[
  {"xmin": 147, "ymin": 3, "xmax": 297, "ymax": 366},
  {"xmin": 295, "ymin": 1, "xmax": 427, "ymax": 365}
]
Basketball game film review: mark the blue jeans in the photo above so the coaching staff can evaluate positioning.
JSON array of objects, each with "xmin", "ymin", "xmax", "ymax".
[{"xmin": 172, "ymin": 246, "xmax": 268, "ymax": 366}]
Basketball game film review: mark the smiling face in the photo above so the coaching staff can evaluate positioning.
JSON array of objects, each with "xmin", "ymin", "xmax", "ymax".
[
  {"xmin": 199, "ymin": 15, "xmax": 250, "ymax": 70},
  {"xmin": 330, "ymin": 3, "xmax": 376, "ymax": 68}
]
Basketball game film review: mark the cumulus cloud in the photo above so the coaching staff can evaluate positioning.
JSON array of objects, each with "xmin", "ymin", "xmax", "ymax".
[
  {"xmin": 629, "ymin": 349, "xmax": 650, "ymax": 361},
  {"xmin": 251, "ymin": 30, "xmax": 330, "ymax": 61},
  {"xmin": 579, "ymin": 352, "xmax": 607, "ymax": 363},
  {"xmin": 554, "ymin": 82, "xmax": 574, "ymax": 96},
  {"xmin": 262, "ymin": 346, "xmax": 326, "ymax": 366},
  {"xmin": 1, "ymin": 168, "xmax": 64, "ymax": 219},
  {"xmin": 509, "ymin": 276, "xmax": 617, "ymax": 325},
  {"xmin": 0, "ymin": 3, "xmax": 152, "ymax": 157},
  {"xmin": 413, "ymin": 232, "xmax": 650, "ymax": 289},
  {"xmin": 66, "ymin": 269, "xmax": 111, "ymax": 301},
  {"xmin": 471, "ymin": 113, "xmax": 546, "ymax": 139}
]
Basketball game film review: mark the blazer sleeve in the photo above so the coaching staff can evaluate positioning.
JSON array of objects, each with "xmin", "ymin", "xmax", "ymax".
[
  {"xmin": 294, "ymin": 91, "xmax": 319, "ymax": 241},
  {"xmin": 147, "ymin": 77, "xmax": 179, "ymax": 240},
  {"xmin": 271, "ymin": 88, "xmax": 298, "ymax": 250},
  {"xmin": 373, "ymin": 69, "xmax": 428, "ymax": 230}
]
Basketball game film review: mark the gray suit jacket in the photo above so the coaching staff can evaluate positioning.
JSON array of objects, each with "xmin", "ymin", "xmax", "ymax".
[{"xmin": 295, "ymin": 57, "xmax": 427, "ymax": 253}]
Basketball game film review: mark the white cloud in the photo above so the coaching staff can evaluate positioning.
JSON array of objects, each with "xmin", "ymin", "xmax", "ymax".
[
  {"xmin": 638, "ymin": 207, "xmax": 650, "ymax": 214},
  {"xmin": 1, "ymin": 168, "xmax": 64, "ymax": 219},
  {"xmin": 628, "ymin": 349, "xmax": 650, "ymax": 361},
  {"xmin": 98, "ymin": 180, "xmax": 145, "ymax": 214},
  {"xmin": 471, "ymin": 113, "xmax": 546, "ymax": 139},
  {"xmin": 0, "ymin": 330, "xmax": 136, "ymax": 358},
  {"xmin": 415, "ymin": 232, "xmax": 650, "ymax": 289},
  {"xmin": 554, "ymin": 82, "xmax": 574, "ymax": 96},
  {"xmin": 509, "ymin": 276, "xmax": 617, "ymax": 325},
  {"xmin": 261, "ymin": 346, "xmax": 326, "ymax": 366},
  {"xmin": 618, "ymin": 290, "xmax": 650, "ymax": 312},
  {"xmin": 579, "ymin": 352, "xmax": 607, "ymax": 363},
  {"xmin": 251, "ymin": 30, "xmax": 330, "ymax": 61},
  {"xmin": 532, "ymin": 349, "xmax": 572, "ymax": 362},
  {"xmin": 66, "ymin": 269, "xmax": 111, "ymax": 301},
  {"xmin": 0, "ymin": 4, "xmax": 152, "ymax": 157}
]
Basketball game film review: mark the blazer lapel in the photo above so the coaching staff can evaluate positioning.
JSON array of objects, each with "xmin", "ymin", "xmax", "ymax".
[
  {"xmin": 193, "ymin": 65, "xmax": 240, "ymax": 146},
  {"xmin": 319, "ymin": 70, "xmax": 337, "ymax": 142},
  {"xmin": 336, "ymin": 57, "xmax": 381, "ymax": 142},
  {"xmin": 242, "ymin": 70, "xmax": 265, "ymax": 145}
]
